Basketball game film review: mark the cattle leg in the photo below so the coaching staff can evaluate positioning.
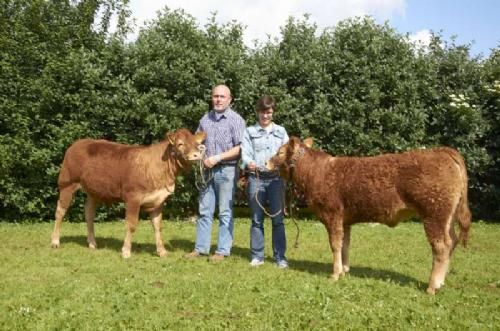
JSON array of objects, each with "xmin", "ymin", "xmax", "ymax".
[
  {"xmin": 51, "ymin": 183, "xmax": 79, "ymax": 248},
  {"xmin": 326, "ymin": 218, "xmax": 345, "ymax": 281},
  {"xmin": 449, "ymin": 222, "xmax": 459, "ymax": 257},
  {"xmin": 122, "ymin": 201, "xmax": 141, "ymax": 259},
  {"xmin": 424, "ymin": 219, "xmax": 454, "ymax": 295},
  {"xmin": 342, "ymin": 225, "xmax": 351, "ymax": 273},
  {"xmin": 85, "ymin": 196, "xmax": 98, "ymax": 249},
  {"xmin": 150, "ymin": 207, "xmax": 167, "ymax": 257}
]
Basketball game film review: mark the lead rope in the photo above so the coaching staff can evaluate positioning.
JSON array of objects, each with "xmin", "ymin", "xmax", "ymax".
[
  {"xmin": 254, "ymin": 168, "xmax": 300, "ymax": 248},
  {"xmin": 194, "ymin": 145, "xmax": 214, "ymax": 191},
  {"xmin": 253, "ymin": 168, "xmax": 284, "ymax": 218},
  {"xmin": 287, "ymin": 179, "xmax": 300, "ymax": 249}
]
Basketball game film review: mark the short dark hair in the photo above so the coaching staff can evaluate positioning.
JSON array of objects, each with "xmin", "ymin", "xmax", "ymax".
[{"xmin": 256, "ymin": 95, "xmax": 276, "ymax": 112}]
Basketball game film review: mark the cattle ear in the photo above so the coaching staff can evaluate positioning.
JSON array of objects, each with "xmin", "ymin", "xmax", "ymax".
[
  {"xmin": 195, "ymin": 131, "xmax": 207, "ymax": 144},
  {"xmin": 165, "ymin": 132, "xmax": 175, "ymax": 144},
  {"xmin": 303, "ymin": 137, "xmax": 313, "ymax": 148}
]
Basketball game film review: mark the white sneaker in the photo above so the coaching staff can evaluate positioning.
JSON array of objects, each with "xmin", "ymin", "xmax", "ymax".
[
  {"xmin": 277, "ymin": 260, "xmax": 289, "ymax": 269},
  {"xmin": 250, "ymin": 258, "xmax": 264, "ymax": 267}
]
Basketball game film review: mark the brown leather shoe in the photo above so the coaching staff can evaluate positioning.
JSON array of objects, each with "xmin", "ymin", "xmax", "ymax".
[
  {"xmin": 209, "ymin": 253, "xmax": 226, "ymax": 262},
  {"xmin": 184, "ymin": 250, "xmax": 202, "ymax": 259}
]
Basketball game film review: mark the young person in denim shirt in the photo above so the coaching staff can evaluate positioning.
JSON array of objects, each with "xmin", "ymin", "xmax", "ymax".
[{"xmin": 241, "ymin": 95, "xmax": 289, "ymax": 268}]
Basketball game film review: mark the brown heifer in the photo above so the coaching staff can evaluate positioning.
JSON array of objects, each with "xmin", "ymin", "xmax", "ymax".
[
  {"xmin": 51, "ymin": 129, "xmax": 206, "ymax": 258},
  {"xmin": 266, "ymin": 137, "xmax": 471, "ymax": 294}
]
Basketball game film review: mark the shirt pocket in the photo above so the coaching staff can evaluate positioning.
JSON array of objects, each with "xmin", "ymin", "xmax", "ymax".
[
  {"xmin": 249, "ymin": 131, "xmax": 265, "ymax": 151},
  {"xmin": 271, "ymin": 130, "xmax": 285, "ymax": 150},
  {"xmin": 217, "ymin": 127, "xmax": 233, "ymax": 146},
  {"xmin": 272, "ymin": 129, "xmax": 285, "ymax": 140}
]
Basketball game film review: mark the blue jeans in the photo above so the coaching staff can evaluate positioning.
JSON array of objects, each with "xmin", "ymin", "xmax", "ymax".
[
  {"xmin": 247, "ymin": 174, "xmax": 287, "ymax": 262},
  {"xmin": 195, "ymin": 165, "xmax": 238, "ymax": 256}
]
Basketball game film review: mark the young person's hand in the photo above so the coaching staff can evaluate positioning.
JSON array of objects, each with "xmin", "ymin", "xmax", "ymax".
[{"xmin": 247, "ymin": 161, "xmax": 256, "ymax": 171}]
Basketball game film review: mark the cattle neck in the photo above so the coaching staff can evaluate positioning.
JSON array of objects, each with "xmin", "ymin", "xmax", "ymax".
[
  {"xmin": 288, "ymin": 147, "xmax": 330, "ymax": 195},
  {"xmin": 154, "ymin": 141, "xmax": 186, "ymax": 183}
]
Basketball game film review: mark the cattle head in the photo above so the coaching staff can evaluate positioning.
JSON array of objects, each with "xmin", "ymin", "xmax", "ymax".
[
  {"xmin": 165, "ymin": 129, "xmax": 207, "ymax": 165},
  {"xmin": 266, "ymin": 136, "xmax": 313, "ymax": 179}
]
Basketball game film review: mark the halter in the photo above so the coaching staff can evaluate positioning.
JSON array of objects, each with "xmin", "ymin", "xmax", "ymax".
[
  {"xmin": 167, "ymin": 136, "xmax": 181, "ymax": 157},
  {"xmin": 285, "ymin": 147, "xmax": 306, "ymax": 168},
  {"xmin": 166, "ymin": 137, "xmax": 187, "ymax": 169}
]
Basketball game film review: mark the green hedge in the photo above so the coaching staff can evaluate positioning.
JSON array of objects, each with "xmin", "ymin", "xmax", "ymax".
[{"xmin": 1, "ymin": 1, "xmax": 499, "ymax": 221}]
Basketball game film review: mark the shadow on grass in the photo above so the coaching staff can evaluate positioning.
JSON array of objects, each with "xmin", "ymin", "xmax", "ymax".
[
  {"xmin": 61, "ymin": 235, "xmax": 158, "ymax": 256},
  {"xmin": 168, "ymin": 239, "xmax": 253, "ymax": 258},
  {"xmin": 288, "ymin": 257, "xmax": 426, "ymax": 289},
  {"xmin": 59, "ymin": 236, "xmax": 250, "ymax": 257},
  {"xmin": 170, "ymin": 238, "xmax": 424, "ymax": 289},
  {"xmin": 61, "ymin": 236, "xmax": 425, "ymax": 289},
  {"xmin": 168, "ymin": 239, "xmax": 196, "ymax": 253}
]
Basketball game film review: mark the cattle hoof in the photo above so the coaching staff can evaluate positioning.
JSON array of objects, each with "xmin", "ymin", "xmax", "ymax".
[
  {"xmin": 330, "ymin": 274, "xmax": 340, "ymax": 281},
  {"xmin": 51, "ymin": 241, "xmax": 60, "ymax": 248},
  {"xmin": 88, "ymin": 243, "xmax": 97, "ymax": 249},
  {"xmin": 121, "ymin": 250, "xmax": 131, "ymax": 259},
  {"xmin": 343, "ymin": 265, "xmax": 350, "ymax": 273},
  {"xmin": 157, "ymin": 249, "xmax": 168, "ymax": 258},
  {"xmin": 426, "ymin": 287, "xmax": 437, "ymax": 295}
]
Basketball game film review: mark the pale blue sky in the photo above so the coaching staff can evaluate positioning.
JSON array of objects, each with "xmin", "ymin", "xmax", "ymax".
[
  {"xmin": 390, "ymin": 0, "xmax": 499, "ymax": 58},
  {"xmin": 127, "ymin": 0, "xmax": 499, "ymax": 58}
]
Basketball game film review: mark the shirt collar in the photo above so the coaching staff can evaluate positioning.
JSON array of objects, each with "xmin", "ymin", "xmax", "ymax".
[
  {"xmin": 212, "ymin": 108, "xmax": 231, "ymax": 121},
  {"xmin": 256, "ymin": 122, "xmax": 274, "ymax": 132}
]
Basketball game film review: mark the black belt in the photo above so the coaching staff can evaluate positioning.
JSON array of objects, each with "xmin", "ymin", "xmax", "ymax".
[
  {"xmin": 216, "ymin": 162, "xmax": 237, "ymax": 167},
  {"xmin": 249, "ymin": 171, "xmax": 280, "ymax": 179}
]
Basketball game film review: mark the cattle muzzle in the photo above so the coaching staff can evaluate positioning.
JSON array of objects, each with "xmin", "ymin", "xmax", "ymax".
[
  {"xmin": 187, "ymin": 144, "xmax": 206, "ymax": 161},
  {"xmin": 176, "ymin": 144, "xmax": 206, "ymax": 162},
  {"xmin": 266, "ymin": 147, "xmax": 306, "ymax": 170},
  {"xmin": 265, "ymin": 159, "xmax": 277, "ymax": 171}
]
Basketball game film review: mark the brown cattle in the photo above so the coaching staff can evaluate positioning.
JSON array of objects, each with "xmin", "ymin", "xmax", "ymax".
[
  {"xmin": 266, "ymin": 137, "xmax": 471, "ymax": 294},
  {"xmin": 51, "ymin": 129, "xmax": 206, "ymax": 258}
]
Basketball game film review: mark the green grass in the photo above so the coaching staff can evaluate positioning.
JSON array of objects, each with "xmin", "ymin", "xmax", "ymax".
[{"xmin": 0, "ymin": 219, "xmax": 499, "ymax": 330}]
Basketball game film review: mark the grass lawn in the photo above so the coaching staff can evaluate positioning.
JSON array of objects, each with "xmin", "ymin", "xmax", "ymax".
[{"xmin": 0, "ymin": 218, "xmax": 499, "ymax": 330}]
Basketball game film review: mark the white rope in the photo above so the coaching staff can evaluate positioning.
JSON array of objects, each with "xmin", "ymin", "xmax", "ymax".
[
  {"xmin": 253, "ymin": 169, "xmax": 285, "ymax": 218},
  {"xmin": 194, "ymin": 145, "xmax": 214, "ymax": 190}
]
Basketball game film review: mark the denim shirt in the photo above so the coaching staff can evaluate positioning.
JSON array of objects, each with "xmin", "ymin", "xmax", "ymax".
[{"xmin": 241, "ymin": 123, "xmax": 289, "ymax": 170}]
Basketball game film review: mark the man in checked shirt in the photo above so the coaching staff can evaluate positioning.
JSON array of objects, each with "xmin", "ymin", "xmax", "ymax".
[{"xmin": 184, "ymin": 85, "xmax": 246, "ymax": 262}]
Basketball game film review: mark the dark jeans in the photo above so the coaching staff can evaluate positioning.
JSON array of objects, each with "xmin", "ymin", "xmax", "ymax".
[{"xmin": 247, "ymin": 174, "xmax": 286, "ymax": 262}]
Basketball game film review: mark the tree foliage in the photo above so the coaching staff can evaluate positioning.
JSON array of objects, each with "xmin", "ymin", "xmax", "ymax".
[
  {"xmin": 0, "ymin": 0, "xmax": 131, "ymax": 218},
  {"xmin": 0, "ymin": 2, "xmax": 498, "ymax": 220}
]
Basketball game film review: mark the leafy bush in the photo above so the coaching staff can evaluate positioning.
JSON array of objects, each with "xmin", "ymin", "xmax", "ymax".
[{"xmin": 0, "ymin": 2, "xmax": 498, "ymax": 221}]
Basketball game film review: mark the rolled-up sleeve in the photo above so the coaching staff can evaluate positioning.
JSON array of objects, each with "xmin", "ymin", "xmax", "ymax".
[
  {"xmin": 282, "ymin": 129, "xmax": 289, "ymax": 145},
  {"xmin": 232, "ymin": 117, "xmax": 246, "ymax": 146},
  {"xmin": 240, "ymin": 129, "xmax": 254, "ymax": 169}
]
